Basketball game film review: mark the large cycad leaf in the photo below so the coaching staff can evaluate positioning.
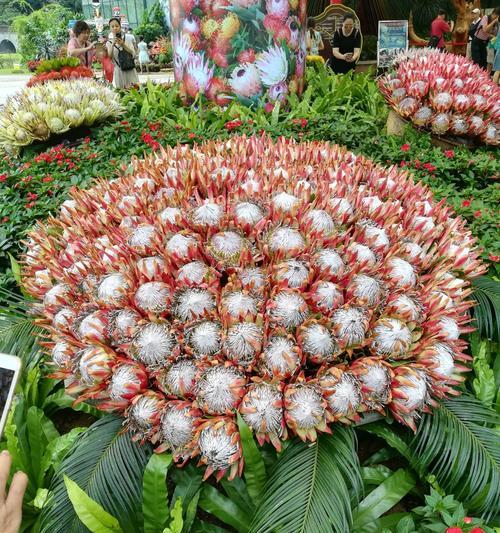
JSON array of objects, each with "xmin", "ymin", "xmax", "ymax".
[
  {"xmin": 249, "ymin": 427, "xmax": 362, "ymax": 533},
  {"xmin": 471, "ymin": 276, "xmax": 500, "ymax": 342},
  {"xmin": 0, "ymin": 287, "xmax": 42, "ymax": 367},
  {"xmin": 410, "ymin": 395, "xmax": 500, "ymax": 518},
  {"xmin": 40, "ymin": 415, "xmax": 152, "ymax": 533}
]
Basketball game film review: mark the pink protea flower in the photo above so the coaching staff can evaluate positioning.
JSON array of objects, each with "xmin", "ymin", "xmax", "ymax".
[
  {"xmin": 183, "ymin": 53, "xmax": 215, "ymax": 99},
  {"xmin": 379, "ymin": 49, "xmax": 500, "ymax": 145},
  {"xmin": 266, "ymin": 0, "xmax": 289, "ymax": 20},
  {"xmin": 23, "ymin": 135, "xmax": 485, "ymax": 479},
  {"xmin": 228, "ymin": 63, "xmax": 262, "ymax": 98}
]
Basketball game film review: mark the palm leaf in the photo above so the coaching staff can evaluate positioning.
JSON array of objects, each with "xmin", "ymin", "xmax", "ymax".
[
  {"xmin": 471, "ymin": 276, "xmax": 500, "ymax": 342},
  {"xmin": 39, "ymin": 415, "xmax": 152, "ymax": 533},
  {"xmin": 0, "ymin": 287, "xmax": 43, "ymax": 367},
  {"xmin": 410, "ymin": 395, "xmax": 500, "ymax": 518},
  {"xmin": 249, "ymin": 427, "xmax": 362, "ymax": 533}
]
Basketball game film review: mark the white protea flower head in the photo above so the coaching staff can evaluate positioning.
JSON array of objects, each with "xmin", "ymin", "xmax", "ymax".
[
  {"xmin": 297, "ymin": 321, "xmax": 339, "ymax": 364},
  {"xmin": 195, "ymin": 418, "xmax": 243, "ymax": 481},
  {"xmin": 209, "ymin": 231, "xmax": 250, "ymax": 266},
  {"xmin": 389, "ymin": 365, "xmax": 434, "ymax": 431},
  {"xmin": 346, "ymin": 274, "xmax": 385, "ymax": 307},
  {"xmin": 176, "ymin": 261, "xmax": 210, "ymax": 285},
  {"xmin": 379, "ymin": 49, "xmax": 500, "ymax": 146},
  {"xmin": 195, "ymin": 364, "xmax": 246, "ymax": 414},
  {"xmin": 157, "ymin": 401, "xmax": 201, "ymax": 458},
  {"xmin": 233, "ymin": 202, "xmax": 265, "ymax": 226},
  {"xmin": 240, "ymin": 381, "xmax": 285, "ymax": 449},
  {"xmin": 221, "ymin": 291, "xmax": 258, "ymax": 321},
  {"xmin": 104, "ymin": 362, "xmax": 148, "ymax": 410},
  {"xmin": 370, "ymin": 317, "xmax": 414, "ymax": 358},
  {"xmin": 284, "ymin": 381, "xmax": 329, "ymax": 442},
  {"xmin": 273, "ymin": 260, "xmax": 310, "ymax": 289},
  {"xmin": 156, "ymin": 358, "xmax": 198, "ymax": 397},
  {"xmin": 223, "ymin": 322, "xmax": 263, "ymax": 367},
  {"xmin": 351, "ymin": 357, "xmax": 393, "ymax": 411},
  {"xmin": 312, "ymin": 248, "xmax": 345, "ymax": 278},
  {"xmin": 96, "ymin": 273, "xmax": 130, "ymax": 306},
  {"xmin": 125, "ymin": 391, "xmax": 164, "ymax": 441},
  {"xmin": 255, "ymin": 45, "xmax": 288, "ymax": 87},
  {"xmin": 331, "ymin": 306, "xmax": 369, "ymax": 350},
  {"xmin": 268, "ymin": 290, "xmax": 309, "ymax": 328},
  {"xmin": 260, "ymin": 334, "xmax": 301, "ymax": 379},
  {"xmin": 185, "ymin": 320, "xmax": 222, "ymax": 357},
  {"xmin": 172, "ymin": 288, "xmax": 216, "ymax": 320},
  {"xmin": 308, "ymin": 280, "xmax": 344, "ymax": 315},
  {"xmin": 318, "ymin": 367, "xmax": 362, "ymax": 423},
  {"xmin": 131, "ymin": 323, "xmax": 178, "ymax": 368},
  {"xmin": 134, "ymin": 282, "xmax": 171, "ymax": 313},
  {"xmin": 267, "ymin": 226, "xmax": 306, "ymax": 256},
  {"xmin": 23, "ymin": 135, "xmax": 485, "ymax": 477}
]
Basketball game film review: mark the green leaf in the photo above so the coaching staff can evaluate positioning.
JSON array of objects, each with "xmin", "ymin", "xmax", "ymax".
[
  {"xmin": 352, "ymin": 469, "xmax": 416, "ymax": 529},
  {"xmin": 64, "ymin": 476, "xmax": 123, "ymax": 533},
  {"xmin": 171, "ymin": 464, "xmax": 203, "ymax": 514},
  {"xmin": 409, "ymin": 395, "xmax": 500, "ymax": 518},
  {"xmin": 8, "ymin": 252, "xmax": 22, "ymax": 286},
  {"xmin": 359, "ymin": 422, "xmax": 413, "ymax": 463},
  {"xmin": 360, "ymin": 465, "xmax": 393, "ymax": 486},
  {"xmin": 472, "ymin": 339, "xmax": 496, "ymax": 407},
  {"xmin": 471, "ymin": 276, "xmax": 500, "ymax": 341},
  {"xmin": 163, "ymin": 498, "xmax": 183, "ymax": 533},
  {"xmin": 198, "ymin": 485, "xmax": 250, "ymax": 532},
  {"xmin": 41, "ymin": 427, "xmax": 87, "ymax": 479},
  {"xmin": 249, "ymin": 428, "xmax": 362, "ymax": 533},
  {"xmin": 183, "ymin": 489, "xmax": 200, "ymax": 533},
  {"xmin": 236, "ymin": 413, "xmax": 266, "ymax": 506},
  {"xmin": 143, "ymin": 453, "xmax": 172, "ymax": 533},
  {"xmin": 40, "ymin": 416, "xmax": 152, "ymax": 533}
]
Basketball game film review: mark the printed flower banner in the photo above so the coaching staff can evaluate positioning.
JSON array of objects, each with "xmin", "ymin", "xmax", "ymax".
[{"xmin": 161, "ymin": 0, "xmax": 307, "ymax": 106}]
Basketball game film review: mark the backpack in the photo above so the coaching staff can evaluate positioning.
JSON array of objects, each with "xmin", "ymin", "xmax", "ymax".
[
  {"xmin": 114, "ymin": 42, "xmax": 135, "ymax": 71},
  {"xmin": 468, "ymin": 19, "xmax": 481, "ymax": 40}
]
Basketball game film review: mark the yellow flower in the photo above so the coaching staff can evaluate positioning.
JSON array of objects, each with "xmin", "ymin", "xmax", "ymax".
[{"xmin": 220, "ymin": 13, "xmax": 240, "ymax": 40}]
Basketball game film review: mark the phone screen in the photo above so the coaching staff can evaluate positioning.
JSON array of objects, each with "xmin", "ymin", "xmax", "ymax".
[{"xmin": 0, "ymin": 367, "xmax": 15, "ymax": 419}]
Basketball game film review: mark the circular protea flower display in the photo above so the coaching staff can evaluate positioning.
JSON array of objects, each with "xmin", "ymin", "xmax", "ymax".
[
  {"xmin": 23, "ymin": 135, "xmax": 485, "ymax": 480},
  {"xmin": 379, "ymin": 49, "xmax": 499, "ymax": 145}
]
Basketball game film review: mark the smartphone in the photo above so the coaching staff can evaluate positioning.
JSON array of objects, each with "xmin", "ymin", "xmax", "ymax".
[
  {"xmin": 116, "ymin": 32, "xmax": 122, "ymax": 40},
  {"xmin": 0, "ymin": 354, "xmax": 21, "ymax": 439}
]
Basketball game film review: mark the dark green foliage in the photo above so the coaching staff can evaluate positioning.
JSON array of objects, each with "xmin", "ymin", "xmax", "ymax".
[
  {"xmin": 40, "ymin": 416, "xmax": 153, "ymax": 533},
  {"xmin": 249, "ymin": 427, "xmax": 362, "ymax": 533}
]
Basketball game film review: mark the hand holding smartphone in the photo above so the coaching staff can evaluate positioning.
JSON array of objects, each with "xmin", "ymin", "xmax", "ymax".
[{"xmin": 0, "ymin": 354, "xmax": 21, "ymax": 440}]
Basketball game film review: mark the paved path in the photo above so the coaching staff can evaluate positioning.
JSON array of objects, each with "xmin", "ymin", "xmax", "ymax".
[{"xmin": 0, "ymin": 71, "xmax": 175, "ymax": 106}]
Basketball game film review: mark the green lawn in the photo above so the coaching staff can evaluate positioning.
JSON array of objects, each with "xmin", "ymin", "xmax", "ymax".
[{"xmin": 0, "ymin": 53, "xmax": 29, "ymax": 74}]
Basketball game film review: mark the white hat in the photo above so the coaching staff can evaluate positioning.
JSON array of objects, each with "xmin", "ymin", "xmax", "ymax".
[{"xmin": 472, "ymin": 8, "xmax": 480, "ymax": 13}]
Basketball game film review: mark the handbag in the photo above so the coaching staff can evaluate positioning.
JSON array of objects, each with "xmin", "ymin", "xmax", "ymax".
[
  {"xmin": 114, "ymin": 42, "xmax": 135, "ymax": 71},
  {"xmin": 428, "ymin": 35, "xmax": 440, "ymax": 48}
]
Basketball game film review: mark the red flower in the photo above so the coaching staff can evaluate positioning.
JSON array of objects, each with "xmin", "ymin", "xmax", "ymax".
[
  {"xmin": 24, "ymin": 201, "xmax": 36, "ymax": 209},
  {"xmin": 414, "ymin": 159, "xmax": 421, "ymax": 169},
  {"xmin": 445, "ymin": 528, "xmax": 463, "ymax": 533},
  {"xmin": 84, "ymin": 136, "xmax": 91, "ymax": 143},
  {"xmin": 463, "ymin": 518, "xmax": 473, "ymax": 524},
  {"xmin": 175, "ymin": 124, "xmax": 182, "ymax": 130},
  {"xmin": 488, "ymin": 253, "xmax": 499, "ymax": 262},
  {"xmin": 422, "ymin": 162, "xmax": 436, "ymax": 172},
  {"xmin": 2, "ymin": 217, "xmax": 9, "ymax": 223},
  {"xmin": 42, "ymin": 176, "xmax": 53, "ymax": 183},
  {"xmin": 400, "ymin": 161, "xmax": 406, "ymax": 167},
  {"xmin": 264, "ymin": 102, "xmax": 274, "ymax": 113},
  {"xmin": 26, "ymin": 192, "xmax": 38, "ymax": 200},
  {"xmin": 461, "ymin": 199, "xmax": 471, "ymax": 208},
  {"xmin": 225, "ymin": 120, "xmax": 243, "ymax": 131},
  {"xmin": 22, "ymin": 162, "xmax": 31, "ymax": 169},
  {"xmin": 444, "ymin": 149, "xmax": 454, "ymax": 158},
  {"xmin": 188, "ymin": 133, "xmax": 196, "ymax": 139},
  {"xmin": 0, "ymin": 174, "xmax": 7, "ymax": 182},
  {"xmin": 237, "ymin": 49, "xmax": 256, "ymax": 63},
  {"xmin": 22, "ymin": 176, "xmax": 33, "ymax": 183},
  {"xmin": 120, "ymin": 121, "xmax": 129, "ymax": 125},
  {"xmin": 469, "ymin": 529, "xmax": 485, "ymax": 533},
  {"xmin": 473, "ymin": 210, "xmax": 482, "ymax": 218},
  {"xmin": 400, "ymin": 143, "xmax": 410, "ymax": 152},
  {"xmin": 68, "ymin": 162, "xmax": 75, "ymax": 169}
]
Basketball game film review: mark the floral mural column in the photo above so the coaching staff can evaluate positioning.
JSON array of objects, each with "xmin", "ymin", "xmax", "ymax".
[{"xmin": 162, "ymin": 0, "xmax": 307, "ymax": 106}]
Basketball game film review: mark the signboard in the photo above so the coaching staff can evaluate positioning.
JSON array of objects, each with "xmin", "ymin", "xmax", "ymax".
[{"xmin": 377, "ymin": 20, "xmax": 408, "ymax": 68}]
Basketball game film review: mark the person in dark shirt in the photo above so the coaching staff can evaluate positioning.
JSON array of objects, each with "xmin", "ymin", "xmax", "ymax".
[
  {"xmin": 330, "ymin": 14, "xmax": 361, "ymax": 74},
  {"xmin": 429, "ymin": 9, "xmax": 454, "ymax": 50}
]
